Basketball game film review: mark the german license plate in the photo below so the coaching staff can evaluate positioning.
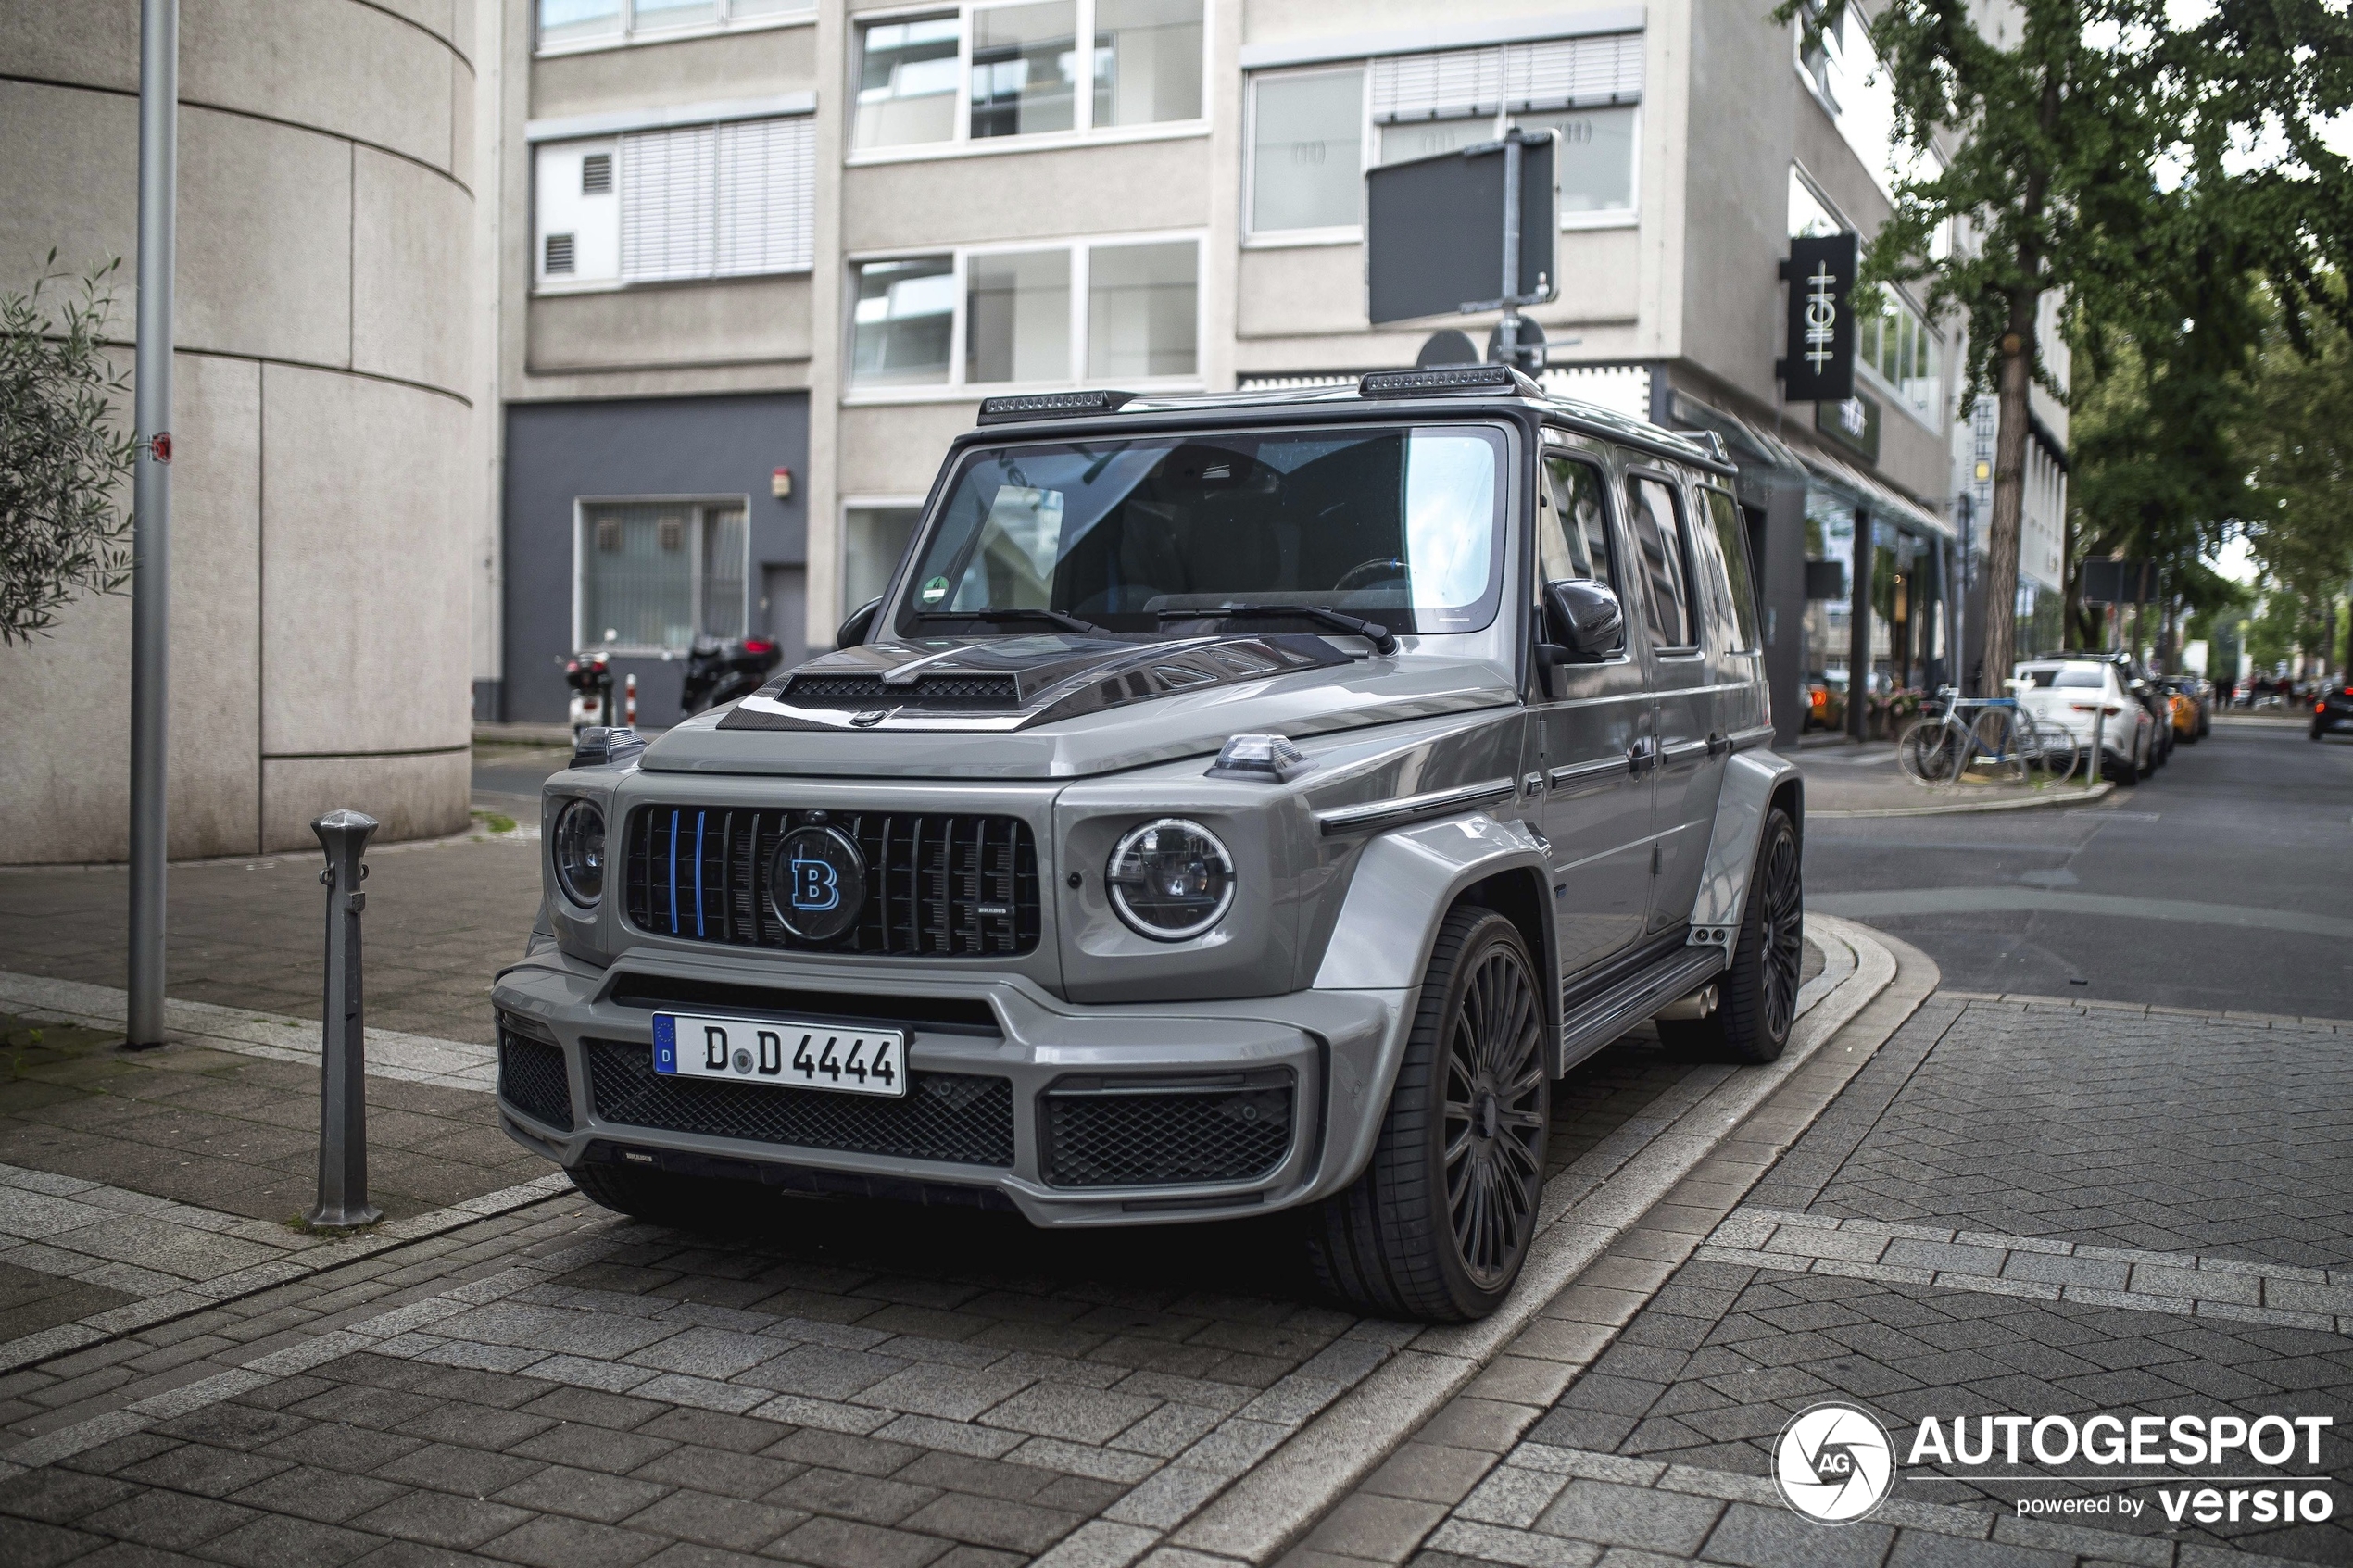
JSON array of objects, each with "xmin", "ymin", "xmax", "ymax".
[{"xmin": 652, "ymin": 1012, "xmax": 906, "ymax": 1098}]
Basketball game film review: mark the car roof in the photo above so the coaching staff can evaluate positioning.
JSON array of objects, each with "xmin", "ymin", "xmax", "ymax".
[{"xmin": 961, "ymin": 375, "xmax": 1738, "ymax": 476}]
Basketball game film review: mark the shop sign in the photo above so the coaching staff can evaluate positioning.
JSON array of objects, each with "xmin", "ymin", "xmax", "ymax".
[
  {"xmin": 1779, "ymin": 233, "xmax": 1859, "ymax": 401},
  {"xmin": 1817, "ymin": 391, "xmax": 1881, "ymax": 462}
]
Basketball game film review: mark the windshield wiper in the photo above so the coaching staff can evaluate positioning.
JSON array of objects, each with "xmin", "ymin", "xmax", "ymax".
[
  {"xmin": 1156, "ymin": 604, "xmax": 1398, "ymax": 656},
  {"xmin": 916, "ymin": 608, "xmax": 1106, "ymax": 635}
]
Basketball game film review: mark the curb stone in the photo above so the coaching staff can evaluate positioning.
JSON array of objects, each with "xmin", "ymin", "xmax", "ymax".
[{"xmin": 1812, "ymin": 781, "xmax": 2116, "ymax": 819}]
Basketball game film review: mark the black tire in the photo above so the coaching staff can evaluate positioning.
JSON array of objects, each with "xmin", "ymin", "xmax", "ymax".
[
  {"xmin": 1658, "ymin": 806, "xmax": 1803, "ymax": 1066},
  {"xmin": 1306, "ymin": 908, "xmax": 1548, "ymax": 1322},
  {"xmin": 569, "ymin": 1160, "xmax": 766, "ymax": 1229},
  {"xmin": 2111, "ymin": 750, "xmax": 2141, "ymax": 784}
]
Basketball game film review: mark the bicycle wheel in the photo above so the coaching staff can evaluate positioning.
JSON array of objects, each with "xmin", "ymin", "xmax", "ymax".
[
  {"xmin": 1896, "ymin": 717, "xmax": 1963, "ymax": 786},
  {"xmin": 1965, "ymin": 708, "xmax": 2029, "ymax": 786},
  {"xmin": 2021, "ymin": 710, "xmax": 2078, "ymax": 785}
]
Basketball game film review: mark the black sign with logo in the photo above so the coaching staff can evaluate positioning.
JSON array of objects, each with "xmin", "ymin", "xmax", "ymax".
[
  {"xmin": 1779, "ymin": 233, "xmax": 1859, "ymax": 403},
  {"xmin": 770, "ymin": 825, "xmax": 866, "ymax": 943},
  {"xmin": 1815, "ymin": 391, "xmax": 1881, "ymax": 462}
]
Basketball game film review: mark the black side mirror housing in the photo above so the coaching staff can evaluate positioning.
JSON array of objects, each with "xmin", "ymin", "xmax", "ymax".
[
  {"xmin": 837, "ymin": 596, "xmax": 883, "ymax": 649},
  {"xmin": 1539, "ymin": 580, "xmax": 1625, "ymax": 664}
]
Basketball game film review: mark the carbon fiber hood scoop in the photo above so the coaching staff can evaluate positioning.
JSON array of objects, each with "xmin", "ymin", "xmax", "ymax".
[{"xmin": 717, "ymin": 633, "xmax": 1352, "ymax": 734}]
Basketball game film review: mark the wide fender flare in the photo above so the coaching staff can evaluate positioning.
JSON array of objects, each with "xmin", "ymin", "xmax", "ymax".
[
  {"xmin": 1685, "ymin": 749, "xmax": 1801, "ymax": 956},
  {"xmin": 1307, "ymin": 812, "xmax": 1558, "ymax": 1195}
]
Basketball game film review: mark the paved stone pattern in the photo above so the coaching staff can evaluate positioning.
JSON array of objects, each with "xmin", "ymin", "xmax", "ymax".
[
  {"xmin": 1705, "ymin": 1208, "xmax": 2353, "ymax": 1334},
  {"xmin": 0, "ymin": 1012, "xmax": 536, "ymax": 1225},
  {"xmin": 1751, "ymin": 997, "xmax": 2353, "ymax": 1269}
]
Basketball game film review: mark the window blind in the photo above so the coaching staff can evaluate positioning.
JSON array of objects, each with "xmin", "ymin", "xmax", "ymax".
[
  {"xmin": 620, "ymin": 124, "xmax": 717, "ymax": 282},
  {"xmin": 715, "ymin": 116, "xmax": 816, "ymax": 275},
  {"xmin": 1370, "ymin": 45, "xmax": 1504, "ymax": 123},
  {"xmin": 1505, "ymin": 33, "xmax": 1643, "ymax": 110}
]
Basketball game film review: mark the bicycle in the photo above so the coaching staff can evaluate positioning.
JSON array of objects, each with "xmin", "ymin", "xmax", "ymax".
[{"xmin": 1897, "ymin": 688, "xmax": 2076, "ymax": 788}]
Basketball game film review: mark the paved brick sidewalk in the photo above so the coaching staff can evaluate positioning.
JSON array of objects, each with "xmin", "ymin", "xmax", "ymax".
[{"xmin": 1315, "ymin": 994, "xmax": 2353, "ymax": 1568}]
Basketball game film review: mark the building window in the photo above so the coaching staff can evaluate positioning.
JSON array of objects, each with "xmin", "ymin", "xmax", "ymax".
[
  {"xmin": 1248, "ymin": 69, "xmax": 1365, "ymax": 234},
  {"xmin": 1248, "ymin": 32, "xmax": 1642, "ymax": 239},
  {"xmin": 849, "ymin": 238, "xmax": 1201, "ymax": 392},
  {"xmin": 844, "ymin": 506, "xmax": 924, "ymax": 615},
  {"xmin": 1858, "ymin": 288, "xmax": 1939, "ymax": 420},
  {"xmin": 535, "ymin": 116, "xmax": 815, "ymax": 291},
  {"xmin": 851, "ymin": 0, "xmax": 1204, "ymax": 156},
  {"xmin": 537, "ymin": 0, "xmax": 811, "ymax": 51},
  {"xmin": 577, "ymin": 501, "xmax": 748, "ymax": 652}
]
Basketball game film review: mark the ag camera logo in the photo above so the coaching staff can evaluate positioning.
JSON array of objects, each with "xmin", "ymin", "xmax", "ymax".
[{"xmin": 1776, "ymin": 1402, "xmax": 1894, "ymax": 1524}]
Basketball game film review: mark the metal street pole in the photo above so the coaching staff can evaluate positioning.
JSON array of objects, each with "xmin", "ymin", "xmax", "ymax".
[
  {"xmin": 308, "ymin": 809, "xmax": 383, "ymax": 1229},
  {"xmin": 127, "ymin": 0, "xmax": 178, "ymax": 1049},
  {"xmin": 1496, "ymin": 132, "xmax": 1522, "ymax": 369}
]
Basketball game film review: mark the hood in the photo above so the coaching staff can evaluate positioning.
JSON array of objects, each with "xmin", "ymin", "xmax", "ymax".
[{"xmin": 642, "ymin": 633, "xmax": 1517, "ymax": 779}]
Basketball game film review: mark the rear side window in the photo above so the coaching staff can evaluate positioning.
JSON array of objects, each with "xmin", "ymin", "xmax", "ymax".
[
  {"xmin": 1538, "ymin": 454, "xmax": 1617, "ymax": 591},
  {"xmin": 2053, "ymin": 666, "xmax": 2104, "ymax": 689},
  {"xmin": 1625, "ymin": 475, "xmax": 1694, "ymax": 650},
  {"xmin": 1697, "ymin": 487, "xmax": 1761, "ymax": 652}
]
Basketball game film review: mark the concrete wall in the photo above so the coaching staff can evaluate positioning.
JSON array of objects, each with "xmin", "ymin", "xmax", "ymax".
[
  {"xmin": 0, "ymin": 0, "xmax": 476, "ymax": 862},
  {"xmin": 501, "ymin": 392, "xmax": 811, "ymax": 723}
]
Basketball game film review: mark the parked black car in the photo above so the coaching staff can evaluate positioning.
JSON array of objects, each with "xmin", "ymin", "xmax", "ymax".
[{"xmin": 2313, "ymin": 682, "xmax": 2353, "ymax": 740}]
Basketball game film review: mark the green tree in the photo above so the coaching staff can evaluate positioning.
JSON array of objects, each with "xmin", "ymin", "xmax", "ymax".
[
  {"xmin": 1784, "ymin": 0, "xmax": 2353, "ymax": 688},
  {"xmin": 0, "ymin": 255, "xmax": 136, "ymax": 644},
  {"xmin": 2239, "ymin": 282, "xmax": 2353, "ymax": 670}
]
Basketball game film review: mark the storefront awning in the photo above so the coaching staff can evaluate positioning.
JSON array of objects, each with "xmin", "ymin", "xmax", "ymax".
[{"xmin": 1668, "ymin": 391, "xmax": 1953, "ymax": 542}]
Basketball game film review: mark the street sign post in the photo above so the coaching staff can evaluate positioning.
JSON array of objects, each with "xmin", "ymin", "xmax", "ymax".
[
  {"xmin": 1778, "ymin": 233, "xmax": 1858, "ymax": 403},
  {"xmin": 1366, "ymin": 129, "xmax": 1557, "ymax": 369}
]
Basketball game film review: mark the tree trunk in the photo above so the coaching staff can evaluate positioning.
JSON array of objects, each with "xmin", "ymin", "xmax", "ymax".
[{"xmin": 1981, "ymin": 297, "xmax": 2037, "ymax": 691}]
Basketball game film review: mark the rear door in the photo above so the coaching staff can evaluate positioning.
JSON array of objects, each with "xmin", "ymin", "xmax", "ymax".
[
  {"xmin": 1530, "ymin": 440, "xmax": 1655, "ymax": 977},
  {"xmin": 1621, "ymin": 469, "xmax": 1724, "ymax": 934}
]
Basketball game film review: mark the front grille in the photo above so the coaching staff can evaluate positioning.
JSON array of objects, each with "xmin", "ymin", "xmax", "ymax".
[
  {"xmin": 584, "ymin": 1037, "xmax": 1014, "ymax": 1167},
  {"xmin": 785, "ymin": 674, "xmax": 1020, "ymax": 709},
  {"xmin": 498, "ymin": 1030, "xmax": 574, "ymax": 1131},
  {"xmin": 1038, "ymin": 1071, "xmax": 1293, "ymax": 1188},
  {"xmin": 623, "ymin": 808, "xmax": 1040, "ymax": 957}
]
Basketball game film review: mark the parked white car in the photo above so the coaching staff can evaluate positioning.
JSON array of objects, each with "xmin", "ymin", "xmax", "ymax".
[{"xmin": 2013, "ymin": 659, "xmax": 2155, "ymax": 784}]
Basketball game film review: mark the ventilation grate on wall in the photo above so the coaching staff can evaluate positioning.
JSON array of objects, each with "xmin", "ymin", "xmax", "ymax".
[
  {"xmin": 581, "ymin": 152, "xmax": 613, "ymax": 194},
  {"xmin": 544, "ymin": 232, "xmax": 576, "ymax": 274}
]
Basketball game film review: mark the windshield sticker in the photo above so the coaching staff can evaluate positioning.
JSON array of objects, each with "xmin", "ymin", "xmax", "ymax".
[{"xmin": 920, "ymin": 575, "xmax": 950, "ymax": 605}]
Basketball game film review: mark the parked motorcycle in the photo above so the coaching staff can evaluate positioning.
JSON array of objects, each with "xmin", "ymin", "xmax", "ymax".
[
  {"xmin": 681, "ymin": 635, "xmax": 785, "ymax": 717},
  {"xmin": 565, "ymin": 651, "xmax": 616, "ymax": 739}
]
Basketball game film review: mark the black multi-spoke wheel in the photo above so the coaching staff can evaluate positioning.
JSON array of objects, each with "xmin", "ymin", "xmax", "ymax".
[
  {"xmin": 1307, "ymin": 908, "xmax": 1549, "ymax": 1321},
  {"xmin": 1660, "ymin": 805, "xmax": 1804, "ymax": 1065}
]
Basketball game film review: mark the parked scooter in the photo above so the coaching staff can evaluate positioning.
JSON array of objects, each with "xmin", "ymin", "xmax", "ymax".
[
  {"xmin": 681, "ymin": 635, "xmax": 785, "ymax": 717},
  {"xmin": 565, "ymin": 651, "xmax": 616, "ymax": 739}
]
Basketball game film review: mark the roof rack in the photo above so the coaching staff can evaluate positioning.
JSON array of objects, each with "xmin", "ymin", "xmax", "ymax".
[{"xmin": 976, "ymin": 389, "xmax": 1135, "ymax": 424}]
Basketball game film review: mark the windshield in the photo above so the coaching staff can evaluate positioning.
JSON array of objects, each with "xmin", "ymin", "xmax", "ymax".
[{"xmin": 889, "ymin": 424, "xmax": 1508, "ymax": 638}]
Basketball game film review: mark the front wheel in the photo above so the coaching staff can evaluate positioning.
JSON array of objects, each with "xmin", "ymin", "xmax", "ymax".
[
  {"xmin": 1896, "ymin": 718, "xmax": 1962, "ymax": 786},
  {"xmin": 1659, "ymin": 806, "xmax": 1803, "ymax": 1065},
  {"xmin": 1307, "ymin": 908, "xmax": 1549, "ymax": 1322}
]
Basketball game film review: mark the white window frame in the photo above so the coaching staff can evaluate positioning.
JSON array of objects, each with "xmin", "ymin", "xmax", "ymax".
[
  {"xmin": 1243, "ymin": 38, "xmax": 1644, "ymax": 246},
  {"xmin": 845, "ymin": 230, "xmax": 1208, "ymax": 404},
  {"xmin": 846, "ymin": 0, "xmax": 1212, "ymax": 166},
  {"xmin": 1855, "ymin": 282, "xmax": 1943, "ymax": 433},
  {"xmin": 531, "ymin": 111, "xmax": 816, "ymax": 297},
  {"xmin": 572, "ymin": 495, "xmax": 754, "ymax": 656},
  {"xmin": 838, "ymin": 495, "xmax": 931, "ymax": 618},
  {"xmin": 536, "ymin": 0, "xmax": 814, "ymax": 56}
]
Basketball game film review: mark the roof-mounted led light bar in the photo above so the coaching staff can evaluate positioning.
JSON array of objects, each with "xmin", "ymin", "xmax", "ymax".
[
  {"xmin": 976, "ymin": 389, "xmax": 1137, "ymax": 424},
  {"xmin": 1358, "ymin": 364, "xmax": 1540, "ymax": 399}
]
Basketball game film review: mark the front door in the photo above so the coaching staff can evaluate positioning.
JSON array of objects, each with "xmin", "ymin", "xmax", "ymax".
[
  {"xmin": 1531, "ymin": 445, "xmax": 1655, "ymax": 978},
  {"xmin": 1623, "ymin": 470, "xmax": 1727, "ymax": 932}
]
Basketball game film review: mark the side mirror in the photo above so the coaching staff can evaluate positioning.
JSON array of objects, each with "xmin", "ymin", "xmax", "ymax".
[
  {"xmin": 836, "ymin": 596, "xmax": 882, "ymax": 649},
  {"xmin": 1540, "ymin": 580, "xmax": 1625, "ymax": 663}
]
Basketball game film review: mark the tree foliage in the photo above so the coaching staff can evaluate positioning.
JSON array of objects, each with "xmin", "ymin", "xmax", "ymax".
[
  {"xmin": 1, "ymin": 255, "xmax": 139, "ymax": 645},
  {"xmin": 2240, "ymin": 279, "xmax": 2353, "ymax": 666}
]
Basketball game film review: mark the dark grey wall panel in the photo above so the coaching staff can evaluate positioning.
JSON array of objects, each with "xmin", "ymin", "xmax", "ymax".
[{"xmin": 502, "ymin": 393, "xmax": 809, "ymax": 724}]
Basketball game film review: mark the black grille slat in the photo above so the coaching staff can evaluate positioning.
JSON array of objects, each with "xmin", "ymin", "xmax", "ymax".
[
  {"xmin": 785, "ymin": 674, "xmax": 1019, "ymax": 709},
  {"xmin": 497, "ymin": 1031, "xmax": 574, "ymax": 1131},
  {"xmin": 627, "ymin": 807, "xmax": 1038, "ymax": 957},
  {"xmin": 585, "ymin": 1037, "xmax": 1013, "ymax": 1166},
  {"xmin": 1039, "ymin": 1077, "xmax": 1294, "ymax": 1188}
]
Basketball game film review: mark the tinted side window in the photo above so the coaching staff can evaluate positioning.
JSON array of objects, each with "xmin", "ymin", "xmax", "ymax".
[
  {"xmin": 1538, "ymin": 454, "xmax": 1617, "ymax": 591},
  {"xmin": 1625, "ymin": 475, "xmax": 1693, "ymax": 650},
  {"xmin": 1699, "ymin": 487, "xmax": 1761, "ymax": 651}
]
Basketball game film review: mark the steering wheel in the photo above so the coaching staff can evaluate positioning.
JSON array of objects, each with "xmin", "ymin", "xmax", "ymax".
[{"xmin": 1333, "ymin": 557, "xmax": 1409, "ymax": 592}]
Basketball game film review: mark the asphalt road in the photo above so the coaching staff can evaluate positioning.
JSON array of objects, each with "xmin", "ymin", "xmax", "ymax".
[{"xmin": 1806, "ymin": 715, "xmax": 2353, "ymax": 1018}]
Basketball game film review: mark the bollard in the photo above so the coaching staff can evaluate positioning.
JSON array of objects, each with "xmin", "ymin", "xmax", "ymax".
[
  {"xmin": 308, "ymin": 809, "xmax": 383, "ymax": 1229},
  {"xmin": 625, "ymin": 671, "xmax": 637, "ymax": 727},
  {"xmin": 2087, "ymin": 707, "xmax": 2105, "ymax": 791}
]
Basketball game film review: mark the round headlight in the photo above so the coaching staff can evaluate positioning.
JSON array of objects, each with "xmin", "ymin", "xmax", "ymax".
[
  {"xmin": 551, "ymin": 799, "xmax": 606, "ymax": 906},
  {"xmin": 1106, "ymin": 819, "xmax": 1234, "ymax": 941}
]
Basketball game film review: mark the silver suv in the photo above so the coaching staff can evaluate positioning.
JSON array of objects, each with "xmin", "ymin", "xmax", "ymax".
[{"xmin": 493, "ymin": 365, "xmax": 1804, "ymax": 1321}]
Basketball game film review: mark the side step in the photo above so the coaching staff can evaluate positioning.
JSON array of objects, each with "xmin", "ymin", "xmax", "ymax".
[{"xmin": 1557, "ymin": 945, "xmax": 1727, "ymax": 1075}]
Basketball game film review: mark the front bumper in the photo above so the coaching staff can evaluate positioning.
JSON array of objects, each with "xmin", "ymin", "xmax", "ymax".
[{"xmin": 489, "ymin": 945, "xmax": 1410, "ymax": 1227}]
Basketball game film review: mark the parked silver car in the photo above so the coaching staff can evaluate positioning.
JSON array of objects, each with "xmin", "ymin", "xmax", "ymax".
[{"xmin": 492, "ymin": 366, "xmax": 1805, "ymax": 1321}]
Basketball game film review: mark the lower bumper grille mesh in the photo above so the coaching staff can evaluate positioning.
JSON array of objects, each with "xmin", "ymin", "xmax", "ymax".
[
  {"xmin": 1040, "ymin": 1074, "xmax": 1293, "ymax": 1188},
  {"xmin": 497, "ymin": 1031, "xmax": 573, "ymax": 1132},
  {"xmin": 584, "ymin": 1037, "xmax": 1014, "ymax": 1167}
]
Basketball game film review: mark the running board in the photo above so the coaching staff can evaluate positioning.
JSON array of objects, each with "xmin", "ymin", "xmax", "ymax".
[{"xmin": 1557, "ymin": 946, "xmax": 1729, "ymax": 1075}]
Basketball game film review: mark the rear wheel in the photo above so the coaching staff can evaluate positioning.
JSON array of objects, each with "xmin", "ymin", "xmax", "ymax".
[
  {"xmin": 1307, "ymin": 908, "xmax": 1548, "ymax": 1322},
  {"xmin": 1659, "ymin": 806, "xmax": 1803, "ymax": 1065},
  {"xmin": 1896, "ymin": 718, "xmax": 1962, "ymax": 786}
]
